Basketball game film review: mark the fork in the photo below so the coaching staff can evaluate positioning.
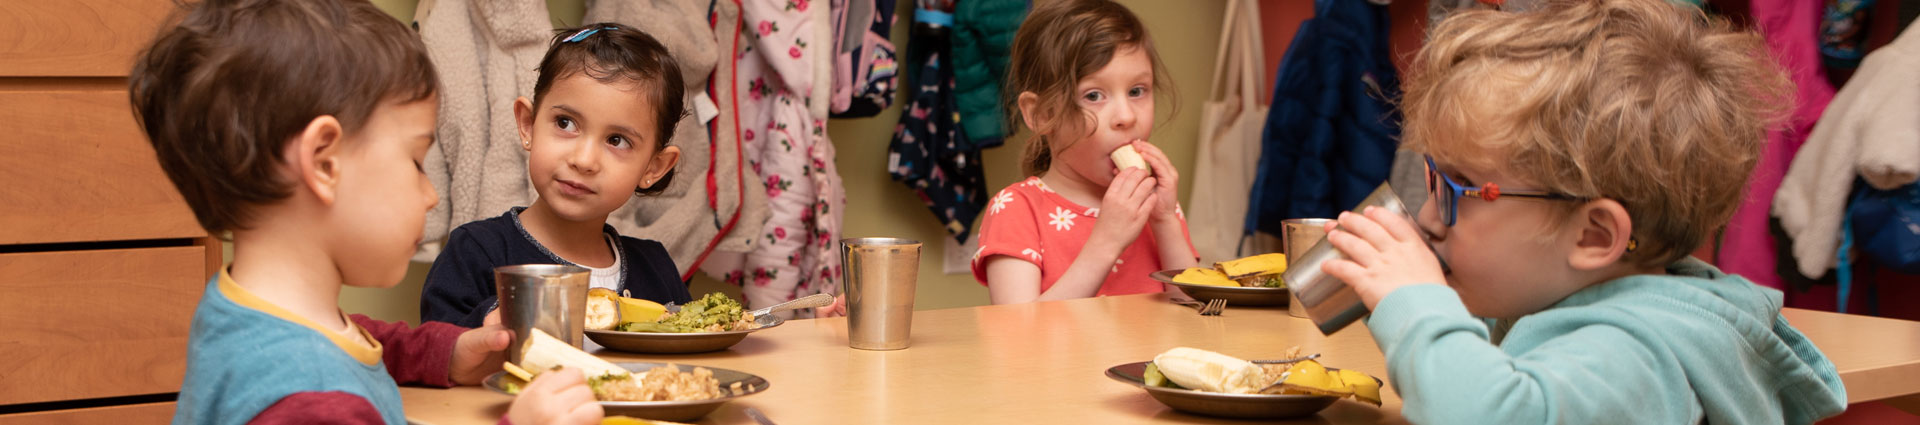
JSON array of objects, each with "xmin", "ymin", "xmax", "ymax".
[
  {"xmin": 744, "ymin": 407, "xmax": 778, "ymax": 425},
  {"xmin": 1174, "ymin": 298, "xmax": 1227, "ymax": 316}
]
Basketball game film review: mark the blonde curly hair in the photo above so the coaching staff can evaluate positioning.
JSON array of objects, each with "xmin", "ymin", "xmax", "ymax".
[{"xmin": 1398, "ymin": 0, "xmax": 1792, "ymax": 266}]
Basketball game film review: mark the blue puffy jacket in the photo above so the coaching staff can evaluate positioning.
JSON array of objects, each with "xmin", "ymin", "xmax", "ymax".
[{"xmin": 1245, "ymin": 0, "xmax": 1401, "ymax": 237}]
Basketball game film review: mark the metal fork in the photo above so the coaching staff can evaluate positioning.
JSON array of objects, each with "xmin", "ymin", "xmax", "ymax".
[
  {"xmin": 1174, "ymin": 298, "xmax": 1227, "ymax": 316},
  {"xmin": 744, "ymin": 407, "xmax": 778, "ymax": 425}
]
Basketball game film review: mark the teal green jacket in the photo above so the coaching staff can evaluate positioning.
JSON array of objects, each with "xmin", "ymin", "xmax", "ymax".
[
  {"xmin": 952, "ymin": 0, "xmax": 1025, "ymax": 148},
  {"xmin": 1366, "ymin": 258, "xmax": 1847, "ymax": 424}
]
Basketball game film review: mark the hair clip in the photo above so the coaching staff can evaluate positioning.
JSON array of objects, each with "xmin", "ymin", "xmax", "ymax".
[{"xmin": 563, "ymin": 26, "xmax": 616, "ymax": 43}]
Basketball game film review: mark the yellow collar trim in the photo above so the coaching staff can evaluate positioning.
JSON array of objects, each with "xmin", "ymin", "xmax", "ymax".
[{"xmin": 217, "ymin": 268, "xmax": 383, "ymax": 366}]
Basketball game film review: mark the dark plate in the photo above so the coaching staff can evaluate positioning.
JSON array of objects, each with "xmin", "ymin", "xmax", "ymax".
[
  {"xmin": 483, "ymin": 362, "xmax": 769, "ymax": 421},
  {"xmin": 1149, "ymin": 269, "xmax": 1290, "ymax": 307},
  {"xmin": 1106, "ymin": 361, "xmax": 1344, "ymax": 419},
  {"xmin": 585, "ymin": 315, "xmax": 784, "ymax": 354}
]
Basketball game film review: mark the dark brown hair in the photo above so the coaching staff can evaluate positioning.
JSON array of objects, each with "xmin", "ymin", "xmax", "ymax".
[
  {"xmin": 1004, "ymin": 0, "xmax": 1174, "ymax": 177},
  {"xmin": 531, "ymin": 23, "xmax": 688, "ymax": 195},
  {"xmin": 129, "ymin": 0, "xmax": 438, "ymax": 235}
]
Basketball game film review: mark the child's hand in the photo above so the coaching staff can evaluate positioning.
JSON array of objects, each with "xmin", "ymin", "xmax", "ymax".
[
  {"xmin": 1129, "ymin": 141, "xmax": 1182, "ymax": 223},
  {"xmin": 506, "ymin": 367, "xmax": 604, "ymax": 425},
  {"xmin": 449, "ymin": 310, "xmax": 512, "ymax": 386},
  {"xmin": 814, "ymin": 294, "xmax": 847, "ymax": 318},
  {"xmin": 1092, "ymin": 167, "xmax": 1158, "ymax": 248},
  {"xmin": 1321, "ymin": 207, "xmax": 1447, "ymax": 310}
]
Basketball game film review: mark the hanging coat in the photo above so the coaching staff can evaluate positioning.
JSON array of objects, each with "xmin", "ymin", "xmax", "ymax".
[{"xmin": 1244, "ymin": 0, "xmax": 1401, "ymax": 238}]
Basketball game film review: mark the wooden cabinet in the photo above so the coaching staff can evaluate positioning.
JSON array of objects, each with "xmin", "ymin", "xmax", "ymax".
[{"xmin": 0, "ymin": 1, "xmax": 217, "ymax": 422}]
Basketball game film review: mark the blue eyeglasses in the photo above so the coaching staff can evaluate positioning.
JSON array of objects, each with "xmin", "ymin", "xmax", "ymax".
[{"xmin": 1425, "ymin": 155, "xmax": 1580, "ymax": 227}]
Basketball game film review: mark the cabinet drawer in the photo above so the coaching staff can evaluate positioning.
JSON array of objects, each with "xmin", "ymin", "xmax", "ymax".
[
  {"xmin": 0, "ymin": 402, "xmax": 173, "ymax": 425},
  {"xmin": 0, "ymin": 247, "xmax": 206, "ymax": 405},
  {"xmin": 0, "ymin": 0, "xmax": 176, "ymax": 77},
  {"xmin": 0, "ymin": 89, "xmax": 205, "ymax": 245}
]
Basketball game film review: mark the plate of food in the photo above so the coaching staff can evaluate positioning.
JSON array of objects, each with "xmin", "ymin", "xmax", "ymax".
[
  {"xmin": 1106, "ymin": 347, "xmax": 1381, "ymax": 419},
  {"xmin": 487, "ymin": 329, "xmax": 770, "ymax": 421},
  {"xmin": 1151, "ymin": 253, "xmax": 1291, "ymax": 306},
  {"xmin": 583, "ymin": 291, "xmax": 783, "ymax": 354}
]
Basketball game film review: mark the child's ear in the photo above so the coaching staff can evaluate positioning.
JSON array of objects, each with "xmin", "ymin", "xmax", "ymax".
[
  {"xmin": 642, "ymin": 145, "xmax": 681, "ymax": 190},
  {"xmin": 513, "ymin": 96, "xmax": 536, "ymax": 151},
  {"xmin": 1567, "ymin": 199, "xmax": 1634, "ymax": 271},
  {"xmin": 290, "ymin": 115, "xmax": 345, "ymax": 205},
  {"xmin": 1016, "ymin": 91, "xmax": 1046, "ymax": 134}
]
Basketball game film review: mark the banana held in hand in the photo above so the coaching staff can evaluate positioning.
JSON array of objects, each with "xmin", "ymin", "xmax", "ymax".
[
  {"xmin": 1152, "ymin": 347, "xmax": 1265, "ymax": 394},
  {"xmin": 1110, "ymin": 144, "xmax": 1149, "ymax": 172}
]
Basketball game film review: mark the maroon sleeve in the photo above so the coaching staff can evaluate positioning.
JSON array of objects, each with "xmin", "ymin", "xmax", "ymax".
[
  {"xmin": 249, "ymin": 392, "xmax": 384, "ymax": 424},
  {"xmin": 350, "ymin": 314, "xmax": 467, "ymax": 388}
]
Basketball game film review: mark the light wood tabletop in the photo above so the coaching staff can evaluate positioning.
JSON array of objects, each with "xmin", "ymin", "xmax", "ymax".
[{"xmin": 402, "ymin": 293, "xmax": 1920, "ymax": 424}]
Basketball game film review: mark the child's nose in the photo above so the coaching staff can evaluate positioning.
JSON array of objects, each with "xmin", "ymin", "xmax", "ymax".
[
  {"xmin": 1110, "ymin": 101, "xmax": 1137, "ymax": 130},
  {"xmin": 567, "ymin": 139, "xmax": 600, "ymax": 173},
  {"xmin": 422, "ymin": 178, "xmax": 440, "ymax": 210}
]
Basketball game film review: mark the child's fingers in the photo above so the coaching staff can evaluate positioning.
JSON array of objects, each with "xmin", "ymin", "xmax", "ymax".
[
  {"xmin": 1325, "ymin": 229, "xmax": 1380, "ymax": 267},
  {"xmin": 484, "ymin": 309, "xmax": 502, "ymax": 326},
  {"xmin": 560, "ymin": 402, "xmax": 605, "ymax": 425},
  {"xmin": 1319, "ymin": 258, "xmax": 1364, "ymax": 285},
  {"xmin": 1336, "ymin": 211, "xmax": 1395, "ymax": 247},
  {"xmin": 1132, "ymin": 177, "xmax": 1158, "ymax": 203},
  {"xmin": 1134, "ymin": 142, "xmax": 1179, "ymax": 183},
  {"xmin": 1365, "ymin": 206, "xmax": 1423, "ymax": 242}
]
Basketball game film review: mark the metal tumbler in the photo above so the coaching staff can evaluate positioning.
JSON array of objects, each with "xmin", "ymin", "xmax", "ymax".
[
  {"xmin": 494, "ymin": 264, "xmax": 590, "ymax": 363},
  {"xmin": 1280, "ymin": 218, "xmax": 1334, "ymax": 318},
  {"xmin": 841, "ymin": 238, "xmax": 921, "ymax": 350},
  {"xmin": 1283, "ymin": 183, "xmax": 1447, "ymax": 335}
]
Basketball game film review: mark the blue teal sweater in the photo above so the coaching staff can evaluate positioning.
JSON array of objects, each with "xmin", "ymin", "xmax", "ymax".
[
  {"xmin": 1367, "ymin": 258, "xmax": 1847, "ymax": 424},
  {"xmin": 175, "ymin": 275, "xmax": 405, "ymax": 425}
]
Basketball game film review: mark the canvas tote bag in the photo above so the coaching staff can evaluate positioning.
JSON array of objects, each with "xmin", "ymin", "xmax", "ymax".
[{"xmin": 1188, "ymin": 0, "xmax": 1270, "ymax": 264}]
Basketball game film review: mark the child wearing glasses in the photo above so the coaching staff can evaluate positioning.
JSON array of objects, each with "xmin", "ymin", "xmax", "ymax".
[{"xmin": 1323, "ymin": 0, "xmax": 1847, "ymax": 423}]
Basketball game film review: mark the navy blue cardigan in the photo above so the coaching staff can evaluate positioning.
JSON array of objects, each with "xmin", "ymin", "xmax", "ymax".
[{"xmin": 420, "ymin": 207, "xmax": 692, "ymax": 327}]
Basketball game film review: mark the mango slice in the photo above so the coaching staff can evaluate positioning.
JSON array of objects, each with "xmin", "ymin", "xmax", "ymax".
[{"xmin": 1173, "ymin": 268, "xmax": 1239, "ymax": 287}]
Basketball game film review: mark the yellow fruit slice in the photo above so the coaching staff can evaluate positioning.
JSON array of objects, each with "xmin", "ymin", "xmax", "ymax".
[
  {"xmin": 615, "ymin": 295, "xmax": 667, "ymax": 323},
  {"xmin": 1216, "ymin": 253, "xmax": 1288, "ymax": 279},
  {"xmin": 1338, "ymin": 368, "xmax": 1382, "ymax": 405},
  {"xmin": 1173, "ymin": 268, "xmax": 1239, "ymax": 287},
  {"xmin": 585, "ymin": 288, "xmax": 622, "ymax": 330},
  {"xmin": 602, "ymin": 417, "xmax": 692, "ymax": 425},
  {"xmin": 1279, "ymin": 359, "xmax": 1352, "ymax": 397}
]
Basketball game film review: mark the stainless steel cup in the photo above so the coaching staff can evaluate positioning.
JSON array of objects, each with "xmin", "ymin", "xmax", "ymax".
[
  {"xmin": 494, "ymin": 264, "xmax": 591, "ymax": 363},
  {"xmin": 1280, "ymin": 218, "xmax": 1334, "ymax": 318},
  {"xmin": 1283, "ymin": 183, "xmax": 1447, "ymax": 335},
  {"xmin": 841, "ymin": 238, "xmax": 921, "ymax": 350}
]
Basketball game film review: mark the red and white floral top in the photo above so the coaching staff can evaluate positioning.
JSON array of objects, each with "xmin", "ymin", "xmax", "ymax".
[{"xmin": 971, "ymin": 177, "xmax": 1196, "ymax": 296}]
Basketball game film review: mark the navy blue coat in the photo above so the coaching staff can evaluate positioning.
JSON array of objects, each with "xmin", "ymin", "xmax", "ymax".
[{"xmin": 1245, "ymin": 0, "xmax": 1402, "ymax": 237}]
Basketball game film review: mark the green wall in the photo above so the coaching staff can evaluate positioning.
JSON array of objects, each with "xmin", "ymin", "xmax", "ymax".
[{"xmin": 344, "ymin": 0, "xmax": 1226, "ymax": 323}]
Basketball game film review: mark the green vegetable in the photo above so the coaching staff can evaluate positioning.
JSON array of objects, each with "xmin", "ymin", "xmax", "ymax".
[
  {"xmin": 616, "ymin": 292, "xmax": 747, "ymax": 333},
  {"xmin": 502, "ymin": 380, "xmax": 522, "ymax": 395},
  {"xmin": 587, "ymin": 373, "xmax": 631, "ymax": 398},
  {"xmin": 1143, "ymin": 362, "xmax": 1188, "ymax": 389},
  {"xmin": 1144, "ymin": 363, "xmax": 1168, "ymax": 387}
]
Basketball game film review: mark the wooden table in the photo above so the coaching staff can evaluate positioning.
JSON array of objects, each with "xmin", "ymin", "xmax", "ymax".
[{"xmin": 402, "ymin": 293, "xmax": 1920, "ymax": 424}]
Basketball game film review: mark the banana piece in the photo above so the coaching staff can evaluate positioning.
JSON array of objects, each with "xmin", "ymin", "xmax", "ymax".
[
  {"xmin": 585, "ymin": 288, "xmax": 622, "ymax": 330},
  {"xmin": 519, "ymin": 328, "xmax": 629, "ymax": 379},
  {"xmin": 586, "ymin": 288, "xmax": 671, "ymax": 330},
  {"xmin": 1111, "ymin": 145, "xmax": 1149, "ymax": 172},
  {"xmin": 1152, "ymin": 347, "xmax": 1266, "ymax": 394}
]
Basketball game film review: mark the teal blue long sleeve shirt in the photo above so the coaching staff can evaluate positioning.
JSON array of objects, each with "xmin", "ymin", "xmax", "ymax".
[{"xmin": 1365, "ymin": 258, "xmax": 1846, "ymax": 424}]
